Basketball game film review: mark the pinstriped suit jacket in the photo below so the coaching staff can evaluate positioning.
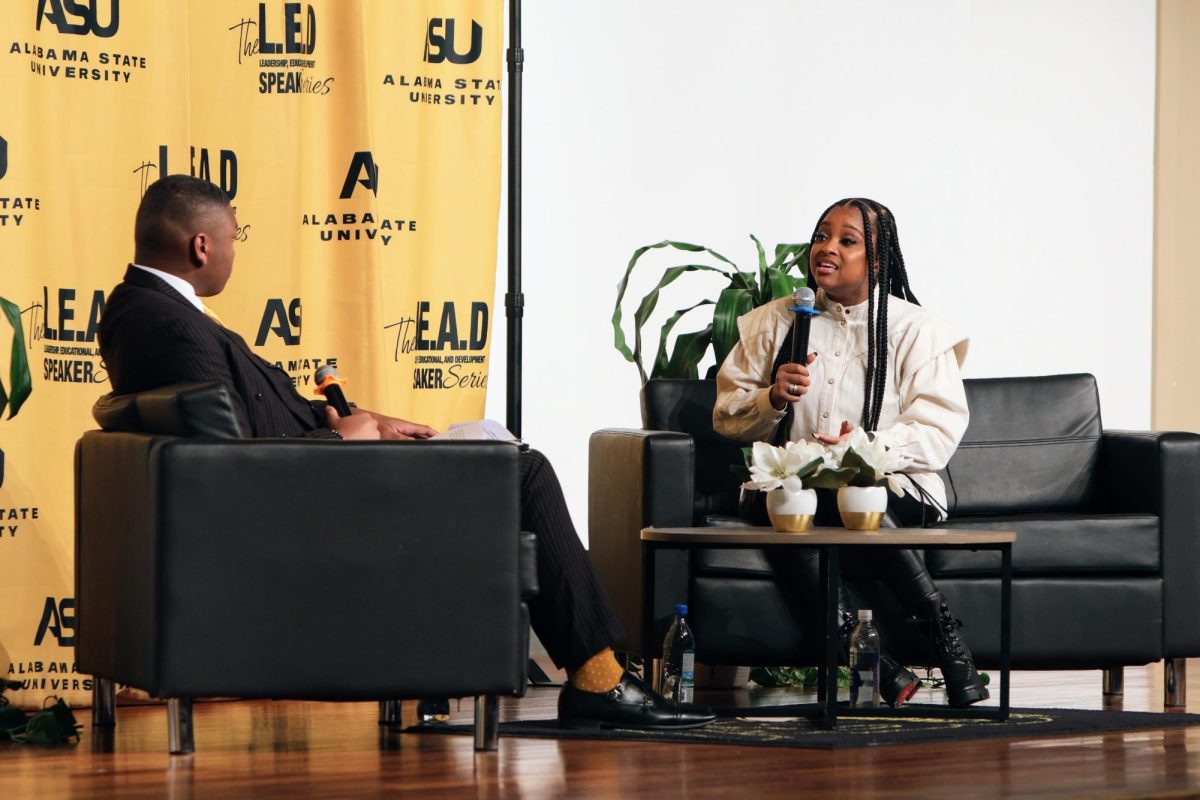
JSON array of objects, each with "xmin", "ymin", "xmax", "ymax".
[{"xmin": 99, "ymin": 265, "xmax": 329, "ymax": 438}]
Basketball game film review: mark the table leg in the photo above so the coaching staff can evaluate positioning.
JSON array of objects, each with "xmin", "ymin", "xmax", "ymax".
[
  {"xmin": 820, "ymin": 544, "xmax": 840, "ymax": 729},
  {"xmin": 1000, "ymin": 542, "xmax": 1012, "ymax": 720},
  {"xmin": 642, "ymin": 541, "xmax": 656, "ymax": 687}
]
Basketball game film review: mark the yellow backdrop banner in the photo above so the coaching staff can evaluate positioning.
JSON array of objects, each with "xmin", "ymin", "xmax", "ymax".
[{"xmin": 0, "ymin": 0, "xmax": 502, "ymax": 709}]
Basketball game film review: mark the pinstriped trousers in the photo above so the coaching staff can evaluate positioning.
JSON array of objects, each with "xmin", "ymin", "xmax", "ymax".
[{"xmin": 519, "ymin": 450, "xmax": 626, "ymax": 671}]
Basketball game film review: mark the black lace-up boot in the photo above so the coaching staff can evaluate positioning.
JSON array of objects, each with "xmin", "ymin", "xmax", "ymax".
[
  {"xmin": 925, "ymin": 595, "xmax": 989, "ymax": 707},
  {"xmin": 837, "ymin": 607, "xmax": 921, "ymax": 708},
  {"xmin": 859, "ymin": 547, "xmax": 988, "ymax": 708}
]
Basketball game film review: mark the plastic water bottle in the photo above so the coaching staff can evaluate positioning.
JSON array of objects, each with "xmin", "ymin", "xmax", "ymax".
[
  {"xmin": 660, "ymin": 603, "xmax": 696, "ymax": 704},
  {"xmin": 849, "ymin": 609, "xmax": 881, "ymax": 708}
]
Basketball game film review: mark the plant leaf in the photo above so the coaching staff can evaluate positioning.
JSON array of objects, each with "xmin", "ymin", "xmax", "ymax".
[
  {"xmin": 711, "ymin": 287, "xmax": 754, "ymax": 367},
  {"xmin": 751, "ymin": 234, "xmax": 768, "ymax": 305},
  {"xmin": 661, "ymin": 326, "xmax": 712, "ymax": 379},
  {"xmin": 650, "ymin": 299, "xmax": 714, "ymax": 378},
  {"xmin": 804, "ymin": 466, "xmax": 859, "ymax": 490},
  {"xmin": 612, "ymin": 240, "xmax": 739, "ymax": 383},
  {"xmin": 633, "ymin": 265, "xmax": 739, "ymax": 382},
  {"xmin": 770, "ymin": 243, "xmax": 808, "ymax": 270},
  {"xmin": 794, "ymin": 456, "xmax": 825, "ymax": 480},
  {"xmin": 840, "ymin": 448, "xmax": 880, "ymax": 487},
  {"xmin": 766, "ymin": 266, "xmax": 802, "ymax": 300},
  {"xmin": 0, "ymin": 297, "xmax": 32, "ymax": 420}
]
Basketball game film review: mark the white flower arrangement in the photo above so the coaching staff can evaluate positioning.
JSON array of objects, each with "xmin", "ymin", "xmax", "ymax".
[
  {"xmin": 829, "ymin": 427, "xmax": 915, "ymax": 497},
  {"xmin": 740, "ymin": 428, "xmax": 914, "ymax": 496},
  {"xmin": 740, "ymin": 440, "xmax": 830, "ymax": 492}
]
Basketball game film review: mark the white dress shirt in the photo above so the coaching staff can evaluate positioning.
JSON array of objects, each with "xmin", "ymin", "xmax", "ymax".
[
  {"xmin": 130, "ymin": 263, "xmax": 206, "ymax": 314},
  {"xmin": 714, "ymin": 289, "xmax": 970, "ymax": 516}
]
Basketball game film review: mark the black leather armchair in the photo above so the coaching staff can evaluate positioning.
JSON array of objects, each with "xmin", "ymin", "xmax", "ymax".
[
  {"xmin": 589, "ymin": 374, "xmax": 1200, "ymax": 705},
  {"xmin": 76, "ymin": 382, "xmax": 536, "ymax": 753}
]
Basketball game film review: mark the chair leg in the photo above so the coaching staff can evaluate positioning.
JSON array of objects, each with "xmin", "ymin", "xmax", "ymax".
[
  {"xmin": 167, "ymin": 698, "xmax": 194, "ymax": 755},
  {"xmin": 92, "ymin": 678, "xmax": 116, "ymax": 727},
  {"xmin": 1166, "ymin": 658, "xmax": 1187, "ymax": 708},
  {"xmin": 473, "ymin": 695, "xmax": 499, "ymax": 751},
  {"xmin": 1102, "ymin": 668, "xmax": 1124, "ymax": 696},
  {"xmin": 378, "ymin": 700, "xmax": 402, "ymax": 726}
]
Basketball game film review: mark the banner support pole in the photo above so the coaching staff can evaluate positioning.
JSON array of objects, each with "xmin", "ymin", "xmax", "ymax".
[{"xmin": 505, "ymin": 0, "xmax": 524, "ymax": 438}]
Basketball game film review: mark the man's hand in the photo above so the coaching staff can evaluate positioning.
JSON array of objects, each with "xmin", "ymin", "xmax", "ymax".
[
  {"xmin": 360, "ymin": 408, "xmax": 437, "ymax": 440},
  {"xmin": 326, "ymin": 405, "xmax": 381, "ymax": 440}
]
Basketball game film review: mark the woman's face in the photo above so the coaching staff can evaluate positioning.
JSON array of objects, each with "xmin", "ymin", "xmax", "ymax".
[{"xmin": 809, "ymin": 204, "xmax": 871, "ymax": 306}]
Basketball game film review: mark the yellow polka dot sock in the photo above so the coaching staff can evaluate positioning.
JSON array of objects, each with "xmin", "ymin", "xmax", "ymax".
[{"xmin": 567, "ymin": 648, "xmax": 625, "ymax": 693}]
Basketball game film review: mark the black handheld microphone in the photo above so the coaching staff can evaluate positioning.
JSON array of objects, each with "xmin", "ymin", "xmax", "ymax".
[
  {"xmin": 789, "ymin": 286, "xmax": 818, "ymax": 364},
  {"xmin": 314, "ymin": 365, "xmax": 353, "ymax": 418}
]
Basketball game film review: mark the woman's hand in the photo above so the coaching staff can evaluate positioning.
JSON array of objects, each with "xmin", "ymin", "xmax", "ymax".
[
  {"xmin": 813, "ymin": 420, "xmax": 854, "ymax": 445},
  {"xmin": 769, "ymin": 353, "xmax": 818, "ymax": 410}
]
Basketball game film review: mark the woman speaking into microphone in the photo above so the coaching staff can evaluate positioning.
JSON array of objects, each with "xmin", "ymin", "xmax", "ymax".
[{"xmin": 712, "ymin": 197, "xmax": 987, "ymax": 708}]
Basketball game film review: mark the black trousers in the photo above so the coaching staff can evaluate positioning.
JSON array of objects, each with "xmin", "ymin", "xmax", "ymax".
[
  {"xmin": 768, "ymin": 488, "xmax": 947, "ymax": 639},
  {"xmin": 519, "ymin": 450, "xmax": 626, "ymax": 671}
]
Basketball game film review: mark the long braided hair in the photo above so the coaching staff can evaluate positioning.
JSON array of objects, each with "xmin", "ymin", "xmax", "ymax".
[{"xmin": 809, "ymin": 198, "xmax": 919, "ymax": 431}]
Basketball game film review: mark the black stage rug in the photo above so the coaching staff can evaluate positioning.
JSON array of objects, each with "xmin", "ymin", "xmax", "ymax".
[{"xmin": 409, "ymin": 706, "xmax": 1200, "ymax": 749}]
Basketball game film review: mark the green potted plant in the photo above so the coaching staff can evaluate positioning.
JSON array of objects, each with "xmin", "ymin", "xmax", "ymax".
[{"xmin": 611, "ymin": 237, "xmax": 809, "ymax": 383}]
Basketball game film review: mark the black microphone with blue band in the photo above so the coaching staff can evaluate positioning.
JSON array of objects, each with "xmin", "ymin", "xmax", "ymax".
[{"xmin": 789, "ymin": 286, "xmax": 819, "ymax": 365}]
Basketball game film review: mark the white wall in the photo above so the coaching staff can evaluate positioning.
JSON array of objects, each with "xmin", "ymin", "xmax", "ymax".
[{"xmin": 486, "ymin": 0, "xmax": 1157, "ymax": 544}]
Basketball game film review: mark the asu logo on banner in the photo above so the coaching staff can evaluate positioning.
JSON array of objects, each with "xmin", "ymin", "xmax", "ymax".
[
  {"xmin": 256, "ymin": 299, "xmax": 301, "ymax": 346},
  {"xmin": 36, "ymin": 0, "xmax": 120, "ymax": 38},
  {"xmin": 4, "ymin": 597, "xmax": 93, "ymax": 694},
  {"xmin": 300, "ymin": 151, "xmax": 413, "ymax": 247},
  {"xmin": 229, "ymin": 2, "xmax": 333, "ymax": 95},
  {"xmin": 14, "ymin": 0, "xmax": 150, "ymax": 85},
  {"xmin": 423, "ymin": 18, "xmax": 482, "ymax": 65},
  {"xmin": 383, "ymin": 16, "xmax": 499, "ymax": 108}
]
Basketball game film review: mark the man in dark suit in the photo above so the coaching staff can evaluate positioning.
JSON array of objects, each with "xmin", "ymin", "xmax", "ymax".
[{"xmin": 99, "ymin": 175, "xmax": 713, "ymax": 730}]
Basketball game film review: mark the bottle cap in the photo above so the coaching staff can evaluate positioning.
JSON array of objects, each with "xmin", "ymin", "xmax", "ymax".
[
  {"xmin": 857, "ymin": 609, "xmax": 872, "ymax": 621},
  {"xmin": 675, "ymin": 603, "xmax": 688, "ymax": 616}
]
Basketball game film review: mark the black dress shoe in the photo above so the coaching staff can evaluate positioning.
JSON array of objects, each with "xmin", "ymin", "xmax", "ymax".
[{"xmin": 557, "ymin": 672, "xmax": 716, "ymax": 730}]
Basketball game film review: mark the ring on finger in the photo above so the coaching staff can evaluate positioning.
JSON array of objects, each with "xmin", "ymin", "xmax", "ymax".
[{"xmin": 789, "ymin": 383, "xmax": 799, "ymax": 395}]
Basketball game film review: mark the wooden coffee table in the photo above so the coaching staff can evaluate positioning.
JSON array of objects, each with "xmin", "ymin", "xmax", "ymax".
[{"xmin": 640, "ymin": 526, "xmax": 1016, "ymax": 728}]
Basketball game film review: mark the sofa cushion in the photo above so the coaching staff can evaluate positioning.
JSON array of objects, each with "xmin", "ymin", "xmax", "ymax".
[
  {"xmin": 942, "ymin": 374, "xmax": 1102, "ymax": 515},
  {"xmin": 694, "ymin": 546, "xmax": 780, "ymax": 577},
  {"xmin": 926, "ymin": 513, "xmax": 1160, "ymax": 576}
]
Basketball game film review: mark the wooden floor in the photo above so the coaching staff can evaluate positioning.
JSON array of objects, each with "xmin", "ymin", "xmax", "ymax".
[{"xmin": 4, "ymin": 662, "xmax": 1200, "ymax": 798}]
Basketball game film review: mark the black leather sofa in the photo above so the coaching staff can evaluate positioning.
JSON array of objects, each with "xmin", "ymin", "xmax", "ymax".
[
  {"xmin": 76, "ymin": 382, "xmax": 536, "ymax": 752},
  {"xmin": 588, "ymin": 374, "xmax": 1200, "ymax": 705}
]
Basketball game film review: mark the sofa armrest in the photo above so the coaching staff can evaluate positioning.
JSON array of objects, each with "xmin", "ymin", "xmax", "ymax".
[
  {"xmin": 588, "ymin": 428, "xmax": 694, "ymax": 657},
  {"xmin": 1100, "ymin": 430, "xmax": 1200, "ymax": 654}
]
